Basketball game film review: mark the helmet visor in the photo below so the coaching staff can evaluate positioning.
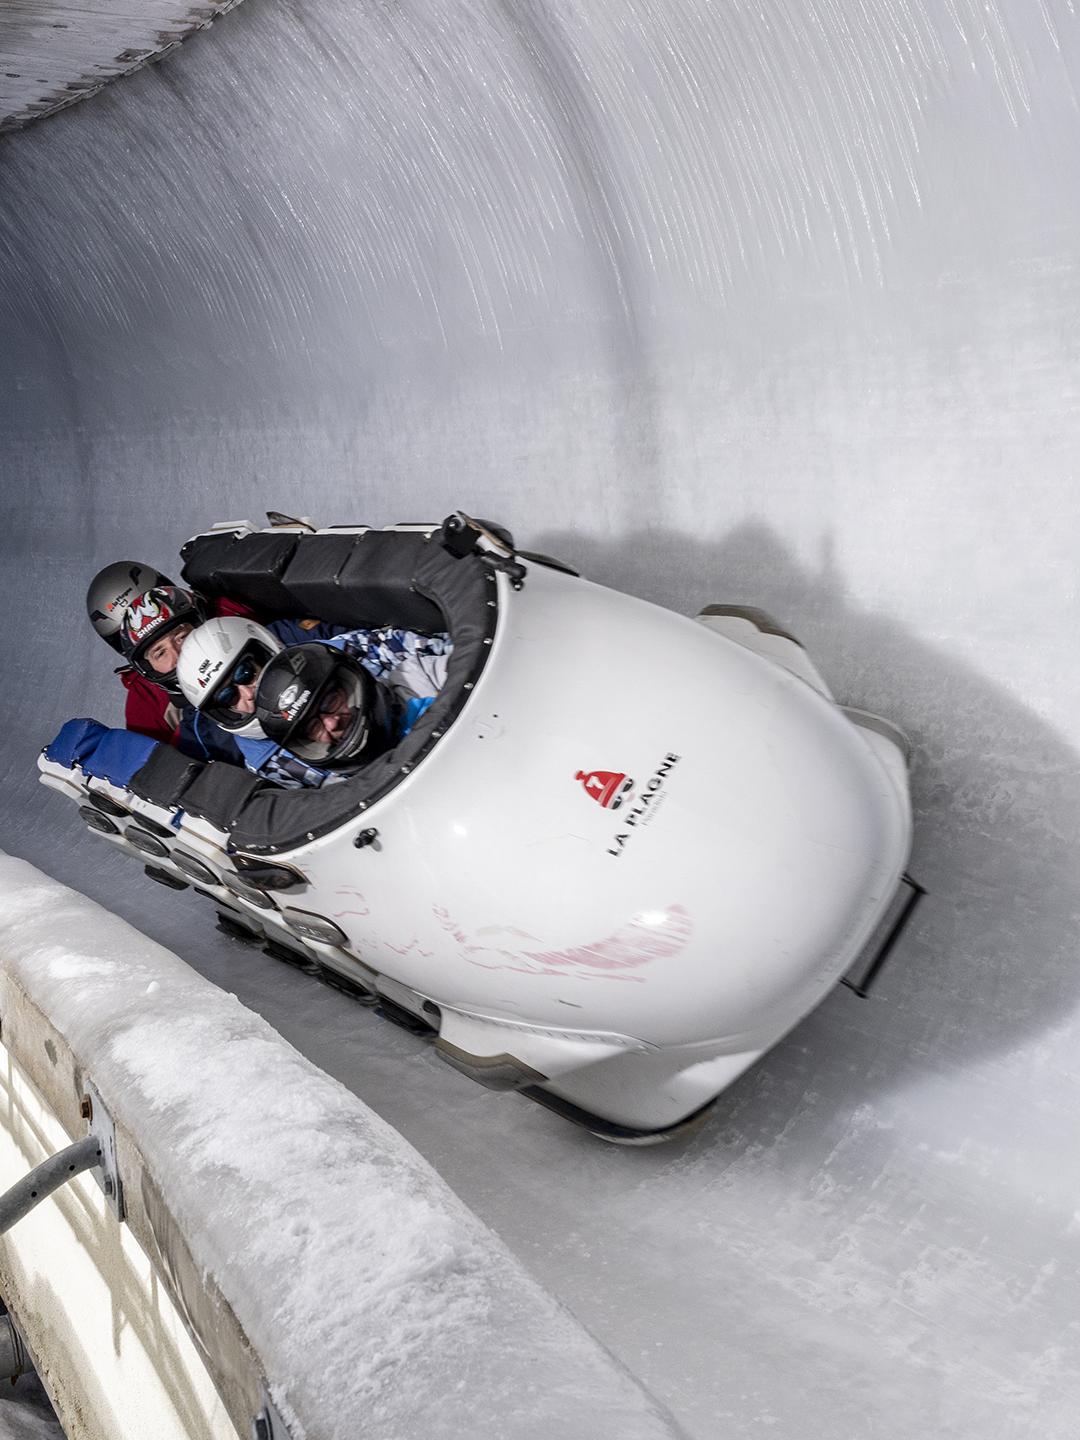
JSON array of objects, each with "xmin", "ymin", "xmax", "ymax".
[{"xmin": 288, "ymin": 667, "xmax": 371, "ymax": 765}]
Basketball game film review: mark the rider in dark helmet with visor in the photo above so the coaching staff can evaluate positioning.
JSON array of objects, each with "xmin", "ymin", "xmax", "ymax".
[
  {"xmin": 178, "ymin": 621, "xmax": 450, "ymax": 788},
  {"xmin": 255, "ymin": 644, "xmax": 399, "ymax": 770}
]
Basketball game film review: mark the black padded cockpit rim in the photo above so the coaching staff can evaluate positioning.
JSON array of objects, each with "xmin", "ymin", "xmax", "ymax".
[{"xmin": 177, "ymin": 527, "xmax": 500, "ymax": 856}]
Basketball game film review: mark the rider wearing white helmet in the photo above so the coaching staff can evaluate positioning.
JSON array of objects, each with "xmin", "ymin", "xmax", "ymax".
[
  {"xmin": 178, "ymin": 616, "xmax": 454, "ymax": 788},
  {"xmin": 177, "ymin": 615, "xmax": 341, "ymax": 782},
  {"xmin": 177, "ymin": 615, "xmax": 282, "ymax": 738}
]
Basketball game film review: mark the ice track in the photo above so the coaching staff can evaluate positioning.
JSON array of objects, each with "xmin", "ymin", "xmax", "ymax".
[{"xmin": 2, "ymin": 1, "xmax": 1080, "ymax": 1436}]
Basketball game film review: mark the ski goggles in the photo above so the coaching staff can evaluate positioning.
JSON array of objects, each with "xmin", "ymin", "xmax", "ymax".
[{"xmin": 214, "ymin": 653, "xmax": 262, "ymax": 708}]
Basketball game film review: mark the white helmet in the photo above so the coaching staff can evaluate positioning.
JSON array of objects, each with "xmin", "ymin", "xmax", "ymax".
[{"xmin": 177, "ymin": 616, "xmax": 282, "ymax": 738}]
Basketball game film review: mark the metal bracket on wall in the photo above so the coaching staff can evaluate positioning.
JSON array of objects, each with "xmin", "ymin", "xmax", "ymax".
[{"xmin": 82, "ymin": 1080, "xmax": 125, "ymax": 1222}]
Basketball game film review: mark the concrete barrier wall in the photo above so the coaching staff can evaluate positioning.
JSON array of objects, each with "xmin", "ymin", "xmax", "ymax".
[
  {"xmin": 0, "ymin": 1042, "xmax": 242, "ymax": 1440},
  {"xmin": 0, "ymin": 852, "xmax": 678, "ymax": 1440}
]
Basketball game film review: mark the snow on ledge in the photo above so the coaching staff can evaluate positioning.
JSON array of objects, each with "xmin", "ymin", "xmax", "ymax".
[{"xmin": 0, "ymin": 853, "xmax": 676, "ymax": 1440}]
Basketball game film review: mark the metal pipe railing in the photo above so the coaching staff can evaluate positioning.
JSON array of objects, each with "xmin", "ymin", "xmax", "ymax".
[{"xmin": 0, "ymin": 1135, "xmax": 102, "ymax": 1235}]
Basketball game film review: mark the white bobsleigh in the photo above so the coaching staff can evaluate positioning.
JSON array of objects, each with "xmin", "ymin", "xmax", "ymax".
[{"xmin": 41, "ymin": 515, "xmax": 920, "ymax": 1142}]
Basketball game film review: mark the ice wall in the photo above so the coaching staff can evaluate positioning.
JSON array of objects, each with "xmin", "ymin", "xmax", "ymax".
[{"xmin": 1, "ymin": 3, "xmax": 1079, "ymax": 1437}]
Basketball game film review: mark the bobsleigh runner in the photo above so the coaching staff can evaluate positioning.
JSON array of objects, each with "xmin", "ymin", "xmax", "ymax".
[{"xmin": 40, "ymin": 515, "xmax": 923, "ymax": 1143}]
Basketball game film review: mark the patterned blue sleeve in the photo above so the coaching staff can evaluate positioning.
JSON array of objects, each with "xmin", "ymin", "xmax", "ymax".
[
  {"xmin": 258, "ymin": 750, "xmax": 345, "ymax": 789},
  {"xmin": 331, "ymin": 628, "xmax": 452, "ymax": 685}
]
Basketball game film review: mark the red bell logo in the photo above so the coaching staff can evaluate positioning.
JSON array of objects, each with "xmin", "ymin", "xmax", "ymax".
[{"xmin": 575, "ymin": 769, "xmax": 634, "ymax": 810}]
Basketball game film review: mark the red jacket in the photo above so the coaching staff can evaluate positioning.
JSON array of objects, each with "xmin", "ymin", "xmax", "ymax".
[
  {"xmin": 118, "ymin": 596, "xmax": 256, "ymax": 747},
  {"xmin": 119, "ymin": 667, "xmax": 181, "ymax": 745}
]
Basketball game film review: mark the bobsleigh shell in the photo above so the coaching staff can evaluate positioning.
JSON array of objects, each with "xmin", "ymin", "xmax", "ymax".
[
  {"xmin": 42, "ymin": 520, "xmax": 916, "ymax": 1142},
  {"xmin": 294, "ymin": 569, "xmax": 910, "ymax": 1045}
]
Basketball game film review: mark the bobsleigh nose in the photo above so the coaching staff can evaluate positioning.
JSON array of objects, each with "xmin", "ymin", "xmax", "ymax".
[
  {"xmin": 416, "ymin": 587, "xmax": 912, "ymax": 1053},
  {"xmin": 648, "ymin": 663, "xmax": 910, "ymax": 1043}
]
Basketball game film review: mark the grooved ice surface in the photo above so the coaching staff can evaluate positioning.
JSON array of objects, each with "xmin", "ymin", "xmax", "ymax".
[
  {"xmin": 0, "ymin": 854, "xmax": 677, "ymax": 1440},
  {"xmin": 1, "ymin": 2, "xmax": 1080, "ymax": 1437}
]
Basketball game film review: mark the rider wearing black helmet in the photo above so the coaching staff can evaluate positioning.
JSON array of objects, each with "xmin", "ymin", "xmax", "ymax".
[
  {"xmin": 117, "ymin": 586, "xmax": 210, "ymax": 704},
  {"xmin": 255, "ymin": 643, "xmax": 399, "ymax": 770},
  {"xmin": 86, "ymin": 561, "xmax": 174, "ymax": 652},
  {"xmin": 86, "ymin": 562, "xmax": 186, "ymax": 744}
]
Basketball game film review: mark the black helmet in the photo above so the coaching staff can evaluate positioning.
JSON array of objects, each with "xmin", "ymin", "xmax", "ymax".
[
  {"xmin": 86, "ymin": 562, "xmax": 173, "ymax": 652},
  {"xmin": 118, "ymin": 586, "xmax": 208, "ymax": 700},
  {"xmin": 255, "ymin": 644, "xmax": 394, "ymax": 768}
]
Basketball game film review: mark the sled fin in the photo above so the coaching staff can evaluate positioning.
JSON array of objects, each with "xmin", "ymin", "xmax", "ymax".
[{"xmin": 694, "ymin": 605, "xmax": 834, "ymax": 700}]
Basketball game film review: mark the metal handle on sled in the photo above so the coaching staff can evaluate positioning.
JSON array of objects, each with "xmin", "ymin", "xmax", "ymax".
[{"xmin": 841, "ymin": 873, "xmax": 926, "ymax": 998}]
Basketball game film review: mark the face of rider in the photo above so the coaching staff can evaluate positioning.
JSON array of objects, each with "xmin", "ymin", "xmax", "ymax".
[
  {"xmin": 302, "ymin": 685, "xmax": 354, "ymax": 747},
  {"xmin": 144, "ymin": 624, "xmax": 194, "ymax": 675},
  {"xmin": 212, "ymin": 652, "xmax": 266, "ymax": 716},
  {"xmin": 229, "ymin": 677, "xmax": 260, "ymax": 715}
]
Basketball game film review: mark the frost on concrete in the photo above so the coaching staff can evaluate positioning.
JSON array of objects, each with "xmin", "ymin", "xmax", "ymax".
[{"xmin": 0, "ymin": 853, "xmax": 677, "ymax": 1440}]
